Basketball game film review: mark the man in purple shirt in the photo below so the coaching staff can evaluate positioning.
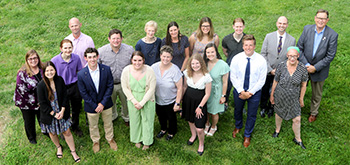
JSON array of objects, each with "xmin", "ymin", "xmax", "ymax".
[
  {"xmin": 51, "ymin": 39, "xmax": 84, "ymax": 136},
  {"xmin": 65, "ymin": 17, "xmax": 95, "ymax": 67}
]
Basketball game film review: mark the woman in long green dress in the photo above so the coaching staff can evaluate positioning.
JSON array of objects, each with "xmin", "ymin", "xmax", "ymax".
[
  {"xmin": 203, "ymin": 43, "xmax": 230, "ymax": 136},
  {"xmin": 121, "ymin": 51, "xmax": 156, "ymax": 150}
]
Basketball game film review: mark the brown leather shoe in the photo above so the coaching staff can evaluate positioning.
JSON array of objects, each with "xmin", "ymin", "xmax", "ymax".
[
  {"xmin": 109, "ymin": 139, "xmax": 118, "ymax": 151},
  {"xmin": 308, "ymin": 115, "xmax": 317, "ymax": 123},
  {"xmin": 232, "ymin": 128, "xmax": 241, "ymax": 138},
  {"xmin": 93, "ymin": 142, "xmax": 100, "ymax": 153},
  {"xmin": 243, "ymin": 137, "xmax": 251, "ymax": 148}
]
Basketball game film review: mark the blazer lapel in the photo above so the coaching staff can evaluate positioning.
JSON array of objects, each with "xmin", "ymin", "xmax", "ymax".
[
  {"xmin": 314, "ymin": 25, "xmax": 328, "ymax": 58},
  {"xmin": 84, "ymin": 67, "xmax": 98, "ymax": 93}
]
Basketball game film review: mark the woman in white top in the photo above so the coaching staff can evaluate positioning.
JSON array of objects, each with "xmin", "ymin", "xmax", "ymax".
[
  {"xmin": 182, "ymin": 54, "xmax": 212, "ymax": 156},
  {"xmin": 151, "ymin": 45, "xmax": 183, "ymax": 140}
]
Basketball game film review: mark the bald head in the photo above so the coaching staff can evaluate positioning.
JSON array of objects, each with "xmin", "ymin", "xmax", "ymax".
[
  {"xmin": 276, "ymin": 16, "xmax": 288, "ymax": 35},
  {"xmin": 69, "ymin": 17, "xmax": 82, "ymax": 37}
]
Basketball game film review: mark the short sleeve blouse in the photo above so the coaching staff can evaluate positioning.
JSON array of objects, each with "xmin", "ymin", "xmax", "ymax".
[
  {"xmin": 151, "ymin": 62, "xmax": 183, "ymax": 105},
  {"xmin": 183, "ymin": 70, "xmax": 212, "ymax": 90}
]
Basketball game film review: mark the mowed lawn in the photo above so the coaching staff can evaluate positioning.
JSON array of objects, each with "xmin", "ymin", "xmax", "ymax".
[{"xmin": 1, "ymin": 0, "xmax": 349, "ymax": 164}]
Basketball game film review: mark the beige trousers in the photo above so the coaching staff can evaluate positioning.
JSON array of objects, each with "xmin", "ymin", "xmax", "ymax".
[
  {"xmin": 111, "ymin": 84, "xmax": 129, "ymax": 122},
  {"xmin": 87, "ymin": 108, "xmax": 114, "ymax": 143}
]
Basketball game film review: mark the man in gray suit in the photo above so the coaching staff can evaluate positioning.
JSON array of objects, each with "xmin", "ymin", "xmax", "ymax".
[
  {"xmin": 297, "ymin": 9, "xmax": 338, "ymax": 123},
  {"xmin": 260, "ymin": 16, "xmax": 296, "ymax": 118}
]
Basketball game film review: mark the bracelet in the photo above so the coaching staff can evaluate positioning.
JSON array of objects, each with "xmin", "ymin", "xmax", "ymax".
[{"xmin": 52, "ymin": 111, "xmax": 56, "ymax": 116}]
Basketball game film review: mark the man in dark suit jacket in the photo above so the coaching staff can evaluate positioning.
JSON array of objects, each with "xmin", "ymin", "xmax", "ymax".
[
  {"xmin": 77, "ymin": 48, "xmax": 117, "ymax": 153},
  {"xmin": 297, "ymin": 9, "xmax": 338, "ymax": 123},
  {"xmin": 260, "ymin": 16, "xmax": 296, "ymax": 118}
]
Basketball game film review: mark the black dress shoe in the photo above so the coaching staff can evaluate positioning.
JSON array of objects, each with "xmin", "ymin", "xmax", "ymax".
[
  {"xmin": 156, "ymin": 131, "xmax": 166, "ymax": 138},
  {"xmin": 293, "ymin": 138, "xmax": 306, "ymax": 149},
  {"xmin": 260, "ymin": 109, "xmax": 266, "ymax": 118},
  {"xmin": 187, "ymin": 137, "xmax": 197, "ymax": 145},
  {"xmin": 267, "ymin": 108, "xmax": 274, "ymax": 118},
  {"xmin": 197, "ymin": 150, "xmax": 204, "ymax": 156},
  {"xmin": 29, "ymin": 139, "xmax": 37, "ymax": 144},
  {"xmin": 272, "ymin": 131, "xmax": 279, "ymax": 138},
  {"xmin": 166, "ymin": 134, "xmax": 174, "ymax": 141}
]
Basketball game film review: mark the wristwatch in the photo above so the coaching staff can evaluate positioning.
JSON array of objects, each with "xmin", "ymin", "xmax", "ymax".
[
  {"xmin": 198, "ymin": 105, "xmax": 203, "ymax": 109},
  {"xmin": 175, "ymin": 102, "xmax": 181, "ymax": 106}
]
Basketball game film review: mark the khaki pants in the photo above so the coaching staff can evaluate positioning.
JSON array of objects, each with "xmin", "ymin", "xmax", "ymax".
[
  {"xmin": 87, "ymin": 108, "xmax": 114, "ymax": 143},
  {"xmin": 310, "ymin": 80, "xmax": 324, "ymax": 116},
  {"xmin": 111, "ymin": 84, "xmax": 129, "ymax": 122}
]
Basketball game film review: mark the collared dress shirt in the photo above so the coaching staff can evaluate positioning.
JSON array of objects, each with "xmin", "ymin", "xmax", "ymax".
[
  {"xmin": 230, "ymin": 51, "xmax": 267, "ymax": 94},
  {"xmin": 65, "ymin": 32, "xmax": 95, "ymax": 67},
  {"xmin": 88, "ymin": 64, "xmax": 100, "ymax": 93},
  {"xmin": 98, "ymin": 43, "xmax": 134, "ymax": 84}
]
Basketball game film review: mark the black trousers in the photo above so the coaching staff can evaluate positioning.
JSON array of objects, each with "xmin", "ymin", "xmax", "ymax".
[
  {"xmin": 156, "ymin": 102, "xmax": 177, "ymax": 135},
  {"xmin": 66, "ymin": 82, "xmax": 82, "ymax": 130},
  {"xmin": 20, "ymin": 109, "xmax": 40, "ymax": 141},
  {"xmin": 260, "ymin": 74, "xmax": 274, "ymax": 109}
]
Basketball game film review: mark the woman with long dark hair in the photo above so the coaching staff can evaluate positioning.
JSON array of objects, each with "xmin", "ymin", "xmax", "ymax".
[
  {"xmin": 161, "ymin": 21, "xmax": 190, "ymax": 71},
  {"xmin": 37, "ymin": 61, "xmax": 80, "ymax": 162}
]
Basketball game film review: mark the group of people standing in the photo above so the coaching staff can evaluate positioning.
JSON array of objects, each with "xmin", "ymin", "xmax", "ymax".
[{"xmin": 14, "ymin": 9, "xmax": 338, "ymax": 160}]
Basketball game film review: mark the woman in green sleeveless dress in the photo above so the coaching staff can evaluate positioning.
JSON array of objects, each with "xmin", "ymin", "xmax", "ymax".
[{"xmin": 121, "ymin": 51, "xmax": 156, "ymax": 150}]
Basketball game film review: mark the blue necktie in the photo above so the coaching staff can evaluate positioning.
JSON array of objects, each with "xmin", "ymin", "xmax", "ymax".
[{"xmin": 243, "ymin": 58, "xmax": 250, "ymax": 91}]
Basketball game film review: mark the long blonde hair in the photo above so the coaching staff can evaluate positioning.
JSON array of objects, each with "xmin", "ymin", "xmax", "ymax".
[
  {"xmin": 18, "ymin": 49, "xmax": 43, "ymax": 77},
  {"xmin": 186, "ymin": 54, "xmax": 208, "ymax": 78}
]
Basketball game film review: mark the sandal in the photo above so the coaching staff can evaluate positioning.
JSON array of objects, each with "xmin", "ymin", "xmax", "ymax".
[
  {"xmin": 204, "ymin": 124, "xmax": 211, "ymax": 135},
  {"xmin": 207, "ymin": 126, "xmax": 217, "ymax": 136},
  {"xmin": 70, "ymin": 150, "xmax": 81, "ymax": 163},
  {"xmin": 56, "ymin": 145, "xmax": 63, "ymax": 159}
]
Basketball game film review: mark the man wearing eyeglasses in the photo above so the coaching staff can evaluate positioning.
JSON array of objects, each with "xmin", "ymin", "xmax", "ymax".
[
  {"xmin": 297, "ymin": 9, "xmax": 338, "ymax": 123},
  {"xmin": 260, "ymin": 16, "xmax": 296, "ymax": 118}
]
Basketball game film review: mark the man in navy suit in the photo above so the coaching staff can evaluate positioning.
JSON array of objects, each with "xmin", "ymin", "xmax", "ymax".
[
  {"xmin": 297, "ymin": 9, "xmax": 338, "ymax": 123},
  {"xmin": 77, "ymin": 48, "xmax": 117, "ymax": 153}
]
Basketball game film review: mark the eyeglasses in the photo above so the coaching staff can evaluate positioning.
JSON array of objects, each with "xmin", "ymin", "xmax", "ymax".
[
  {"xmin": 28, "ymin": 57, "xmax": 38, "ymax": 61},
  {"xmin": 316, "ymin": 17, "xmax": 328, "ymax": 21},
  {"xmin": 201, "ymin": 25, "xmax": 210, "ymax": 28},
  {"xmin": 288, "ymin": 55, "xmax": 298, "ymax": 59}
]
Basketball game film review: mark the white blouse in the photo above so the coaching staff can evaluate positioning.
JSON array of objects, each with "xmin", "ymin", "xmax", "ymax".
[{"xmin": 183, "ymin": 70, "xmax": 212, "ymax": 90}]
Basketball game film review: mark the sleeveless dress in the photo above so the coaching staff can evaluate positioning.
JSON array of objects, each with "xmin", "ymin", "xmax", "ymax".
[
  {"xmin": 127, "ymin": 73, "xmax": 155, "ymax": 145},
  {"xmin": 182, "ymin": 70, "xmax": 212, "ymax": 128},
  {"xmin": 207, "ymin": 60, "xmax": 230, "ymax": 115},
  {"xmin": 40, "ymin": 92, "xmax": 71, "ymax": 135},
  {"xmin": 192, "ymin": 32, "xmax": 217, "ymax": 57}
]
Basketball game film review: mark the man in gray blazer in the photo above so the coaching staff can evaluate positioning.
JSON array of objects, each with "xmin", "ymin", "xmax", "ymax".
[
  {"xmin": 297, "ymin": 9, "xmax": 338, "ymax": 123},
  {"xmin": 260, "ymin": 16, "xmax": 296, "ymax": 118}
]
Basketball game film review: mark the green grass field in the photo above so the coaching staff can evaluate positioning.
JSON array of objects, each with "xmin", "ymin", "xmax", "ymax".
[{"xmin": 1, "ymin": 0, "xmax": 349, "ymax": 164}]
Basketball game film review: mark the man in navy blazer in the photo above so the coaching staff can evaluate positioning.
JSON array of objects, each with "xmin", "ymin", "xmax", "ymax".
[
  {"xmin": 77, "ymin": 48, "xmax": 117, "ymax": 153},
  {"xmin": 260, "ymin": 16, "xmax": 296, "ymax": 118},
  {"xmin": 297, "ymin": 9, "xmax": 338, "ymax": 123}
]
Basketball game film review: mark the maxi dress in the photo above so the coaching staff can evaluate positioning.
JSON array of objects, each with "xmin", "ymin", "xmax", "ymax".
[
  {"xmin": 207, "ymin": 60, "xmax": 230, "ymax": 115},
  {"xmin": 128, "ymin": 73, "xmax": 155, "ymax": 145}
]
